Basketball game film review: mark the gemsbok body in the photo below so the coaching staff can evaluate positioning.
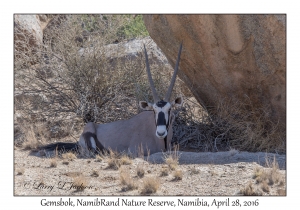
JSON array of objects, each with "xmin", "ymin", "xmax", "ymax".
[{"xmin": 41, "ymin": 43, "xmax": 183, "ymax": 157}]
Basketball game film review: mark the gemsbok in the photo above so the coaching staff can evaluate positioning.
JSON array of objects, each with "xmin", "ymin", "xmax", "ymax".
[{"xmin": 41, "ymin": 43, "xmax": 183, "ymax": 157}]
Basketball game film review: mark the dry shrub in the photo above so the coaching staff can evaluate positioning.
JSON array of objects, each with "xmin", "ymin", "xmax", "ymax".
[
  {"xmin": 140, "ymin": 176, "xmax": 160, "ymax": 195},
  {"xmin": 153, "ymin": 82, "xmax": 286, "ymax": 153},
  {"xmin": 119, "ymin": 168, "xmax": 137, "ymax": 191},
  {"xmin": 174, "ymin": 95, "xmax": 285, "ymax": 153}
]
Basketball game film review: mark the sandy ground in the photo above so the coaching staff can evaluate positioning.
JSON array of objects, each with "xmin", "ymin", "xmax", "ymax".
[{"xmin": 14, "ymin": 148, "xmax": 286, "ymax": 196}]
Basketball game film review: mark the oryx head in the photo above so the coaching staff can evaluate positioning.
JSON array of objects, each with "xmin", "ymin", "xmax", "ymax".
[{"xmin": 139, "ymin": 43, "xmax": 183, "ymax": 139}]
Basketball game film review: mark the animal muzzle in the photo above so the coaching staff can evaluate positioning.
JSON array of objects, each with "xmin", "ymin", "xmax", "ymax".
[{"xmin": 156, "ymin": 125, "xmax": 167, "ymax": 139}]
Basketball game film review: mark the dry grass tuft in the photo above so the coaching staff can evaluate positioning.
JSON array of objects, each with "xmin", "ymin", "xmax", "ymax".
[
  {"xmin": 140, "ymin": 176, "xmax": 160, "ymax": 195},
  {"xmin": 240, "ymin": 182, "xmax": 262, "ymax": 196},
  {"xmin": 106, "ymin": 152, "xmax": 121, "ymax": 170},
  {"xmin": 106, "ymin": 151, "xmax": 132, "ymax": 170},
  {"xmin": 190, "ymin": 166, "xmax": 200, "ymax": 175},
  {"xmin": 209, "ymin": 170, "xmax": 218, "ymax": 176},
  {"xmin": 253, "ymin": 166, "xmax": 264, "ymax": 180},
  {"xmin": 253, "ymin": 157, "xmax": 284, "ymax": 186},
  {"xmin": 107, "ymin": 158, "xmax": 121, "ymax": 170},
  {"xmin": 22, "ymin": 126, "xmax": 41, "ymax": 150},
  {"xmin": 62, "ymin": 152, "xmax": 77, "ymax": 161},
  {"xmin": 261, "ymin": 180, "xmax": 270, "ymax": 193},
  {"xmin": 165, "ymin": 158, "xmax": 178, "ymax": 171},
  {"xmin": 119, "ymin": 168, "xmax": 137, "ymax": 191},
  {"xmin": 119, "ymin": 155, "xmax": 132, "ymax": 165},
  {"xmin": 72, "ymin": 175, "xmax": 89, "ymax": 191},
  {"xmin": 136, "ymin": 164, "xmax": 145, "ymax": 178},
  {"xmin": 16, "ymin": 121, "xmax": 49, "ymax": 151},
  {"xmin": 164, "ymin": 151, "xmax": 179, "ymax": 171},
  {"xmin": 95, "ymin": 155, "xmax": 103, "ymax": 162},
  {"xmin": 16, "ymin": 167, "xmax": 25, "ymax": 175},
  {"xmin": 160, "ymin": 167, "xmax": 169, "ymax": 177},
  {"xmin": 172, "ymin": 170, "xmax": 183, "ymax": 181},
  {"xmin": 208, "ymin": 165, "xmax": 218, "ymax": 176},
  {"xmin": 266, "ymin": 156, "xmax": 283, "ymax": 185},
  {"xmin": 91, "ymin": 170, "xmax": 99, "ymax": 177},
  {"xmin": 49, "ymin": 158, "xmax": 57, "ymax": 168}
]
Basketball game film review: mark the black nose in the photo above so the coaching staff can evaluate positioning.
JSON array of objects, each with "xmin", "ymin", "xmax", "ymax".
[{"xmin": 157, "ymin": 131, "xmax": 165, "ymax": 137}]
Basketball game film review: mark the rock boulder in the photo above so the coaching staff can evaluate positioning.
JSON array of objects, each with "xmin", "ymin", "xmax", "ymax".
[
  {"xmin": 14, "ymin": 15, "xmax": 52, "ymax": 64},
  {"xmin": 143, "ymin": 15, "xmax": 286, "ymax": 128}
]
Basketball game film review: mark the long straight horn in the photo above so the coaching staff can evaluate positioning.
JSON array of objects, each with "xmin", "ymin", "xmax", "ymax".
[
  {"xmin": 144, "ymin": 44, "xmax": 160, "ymax": 102},
  {"xmin": 164, "ymin": 42, "xmax": 183, "ymax": 102}
]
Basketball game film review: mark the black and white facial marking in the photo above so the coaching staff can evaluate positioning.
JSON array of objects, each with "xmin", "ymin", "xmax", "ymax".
[
  {"xmin": 153, "ymin": 100, "xmax": 171, "ymax": 139},
  {"xmin": 139, "ymin": 96, "xmax": 183, "ymax": 139}
]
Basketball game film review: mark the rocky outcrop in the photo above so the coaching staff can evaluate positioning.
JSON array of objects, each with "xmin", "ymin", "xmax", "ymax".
[
  {"xmin": 14, "ymin": 14, "xmax": 71, "ymax": 67},
  {"xmin": 143, "ymin": 15, "xmax": 286, "ymax": 127},
  {"xmin": 106, "ymin": 37, "xmax": 170, "ymax": 65},
  {"xmin": 14, "ymin": 15, "xmax": 50, "ymax": 52}
]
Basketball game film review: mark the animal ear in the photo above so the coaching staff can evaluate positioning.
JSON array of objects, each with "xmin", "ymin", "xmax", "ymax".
[
  {"xmin": 139, "ymin": 101, "xmax": 153, "ymax": 110},
  {"xmin": 171, "ymin": 96, "xmax": 183, "ymax": 107}
]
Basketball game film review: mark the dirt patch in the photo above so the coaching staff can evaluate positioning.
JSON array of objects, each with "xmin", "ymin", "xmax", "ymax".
[{"xmin": 14, "ymin": 148, "xmax": 286, "ymax": 196}]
